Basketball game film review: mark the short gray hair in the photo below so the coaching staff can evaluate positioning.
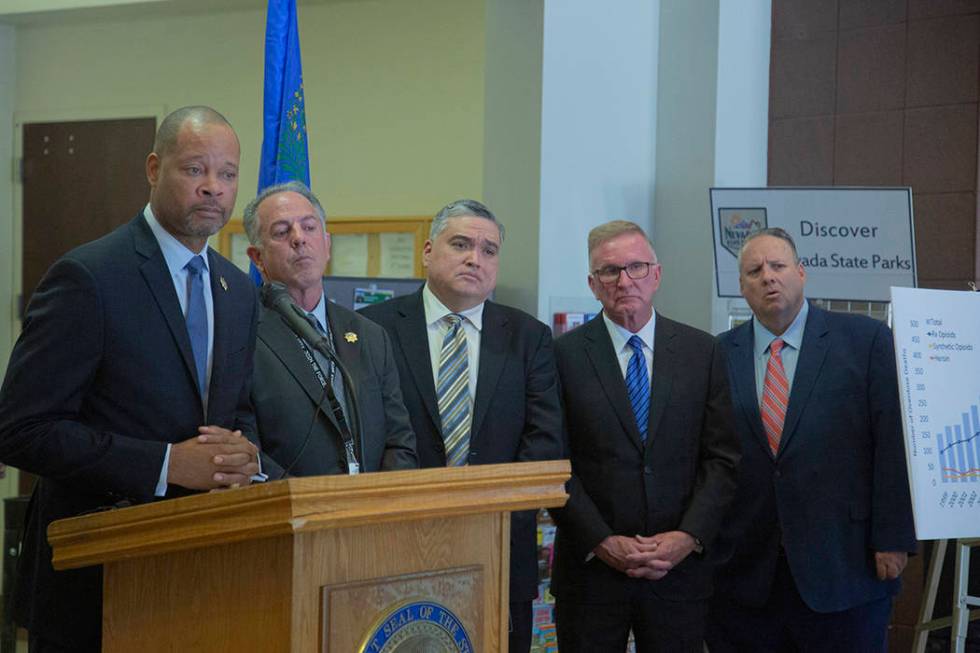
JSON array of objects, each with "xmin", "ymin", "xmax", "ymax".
[
  {"xmin": 243, "ymin": 181, "xmax": 326, "ymax": 246},
  {"xmin": 587, "ymin": 220, "xmax": 657, "ymax": 262},
  {"xmin": 737, "ymin": 227, "xmax": 800, "ymax": 269},
  {"xmin": 429, "ymin": 199, "xmax": 505, "ymax": 241}
]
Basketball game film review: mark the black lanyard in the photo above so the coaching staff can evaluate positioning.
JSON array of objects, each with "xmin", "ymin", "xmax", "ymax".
[{"xmin": 295, "ymin": 334, "xmax": 360, "ymax": 475}]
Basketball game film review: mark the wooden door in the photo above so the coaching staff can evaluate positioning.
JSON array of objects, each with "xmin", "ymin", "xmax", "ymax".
[{"xmin": 18, "ymin": 117, "xmax": 156, "ymax": 495}]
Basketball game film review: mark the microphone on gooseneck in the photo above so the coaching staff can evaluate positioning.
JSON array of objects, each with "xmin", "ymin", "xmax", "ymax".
[{"xmin": 259, "ymin": 282, "xmax": 363, "ymax": 479}]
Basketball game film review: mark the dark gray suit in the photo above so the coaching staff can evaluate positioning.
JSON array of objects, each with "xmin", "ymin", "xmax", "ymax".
[
  {"xmin": 551, "ymin": 312, "xmax": 740, "ymax": 651},
  {"xmin": 253, "ymin": 282, "xmax": 417, "ymax": 477},
  {"xmin": 552, "ymin": 312, "xmax": 740, "ymax": 601}
]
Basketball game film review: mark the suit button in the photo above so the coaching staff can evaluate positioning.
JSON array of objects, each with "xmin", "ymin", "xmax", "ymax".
[
  {"xmin": 774, "ymin": 470, "xmax": 781, "ymax": 478},
  {"xmin": 644, "ymin": 466, "xmax": 653, "ymax": 475}
]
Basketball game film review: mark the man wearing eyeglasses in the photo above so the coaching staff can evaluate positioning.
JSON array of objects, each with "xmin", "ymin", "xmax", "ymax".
[{"xmin": 550, "ymin": 220, "xmax": 740, "ymax": 652}]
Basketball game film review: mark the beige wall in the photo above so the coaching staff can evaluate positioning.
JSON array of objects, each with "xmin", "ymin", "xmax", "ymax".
[
  {"xmin": 482, "ymin": 0, "xmax": 543, "ymax": 312},
  {"xmin": 13, "ymin": 0, "xmax": 486, "ymax": 218}
]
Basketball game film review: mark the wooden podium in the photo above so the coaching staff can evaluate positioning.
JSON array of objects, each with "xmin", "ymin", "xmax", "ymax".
[{"xmin": 47, "ymin": 461, "xmax": 570, "ymax": 652}]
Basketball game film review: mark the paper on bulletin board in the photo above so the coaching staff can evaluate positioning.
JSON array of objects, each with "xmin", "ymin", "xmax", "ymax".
[
  {"xmin": 379, "ymin": 232, "xmax": 417, "ymax": 278},
  {"xmin": 331, "ymin": 233, "xmax": 369, "ymax": 276},
  {"xmin": 229, "ymin": 233, "xmax": 251, "ymax": 274}
]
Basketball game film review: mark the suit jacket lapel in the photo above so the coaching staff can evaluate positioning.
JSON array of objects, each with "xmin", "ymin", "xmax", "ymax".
[
  {"xmin": 259, "ymin": 307, "xmax": 344, "ymax": 434},
  {"xmin": 394, "ymin": 290, "xmax": 440, "ymax": 428},
  {"xmin": 325, "ymin": 299, "xmax": 364, "ymax": 391},
  {"xmin": 132, "ymin": 215, "xmax": 201, "ymax": 410},
  {"xmin": 584, "ymin": 316, "xmax": 645, "ymax": 453},
  {"xmin": 729, "ymin": 320, "xmax": 772, "ymax": 458},
  {"xmin": 206, "ymin": 251, "xmax": 232, "ymax": 419},
  {"xmin": 779, "ymin": 306, "xmax": 829, "ymax": 455},
  {"xmin": 646, "ymin": 313, "xmax": 675, "ymax": 449},
  {"xmin": 471, "ymin": 301, "xmax": 507, "ymax": 441}
]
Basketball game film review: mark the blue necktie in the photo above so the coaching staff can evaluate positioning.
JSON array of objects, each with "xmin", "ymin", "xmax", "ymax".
[
  {"xmin": 626, "ymin": 335, "xmax": 650, "ymax": 442},
  {"xmin": 184, "ymin": 255, "xmax": 208, "ymax": 398}
]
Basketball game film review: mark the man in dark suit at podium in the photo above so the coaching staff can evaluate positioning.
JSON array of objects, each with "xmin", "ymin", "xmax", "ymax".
[
  {"xmin": 244, "ymin": 181, "xmax": 417, "ymax": 477},
  {"xmin": 706, "ymin": 228, "xmax": 916, "ymax": 652},
  {"xmin": 551, "ymin": 220, "xmax": 740, "ymax": 652},
  {"xmin": 0, "ymin": 106, "xmax": 261, "ymax": 652},
  {"xmin": 359, "ymin": 199, "xmax": 564, "ymax": 652}
]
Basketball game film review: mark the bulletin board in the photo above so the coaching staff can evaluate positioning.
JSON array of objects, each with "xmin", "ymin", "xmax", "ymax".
[{"xmin": 216, "ymin": 215, "xmax": 432, "ymax": 278}]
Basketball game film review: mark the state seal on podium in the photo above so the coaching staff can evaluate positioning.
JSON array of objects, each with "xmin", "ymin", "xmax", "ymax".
[{"xmin": 360, "ymin": 599, "xmax": 474, "ymax": 652}]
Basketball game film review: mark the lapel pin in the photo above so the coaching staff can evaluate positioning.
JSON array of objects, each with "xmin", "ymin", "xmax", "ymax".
[
  {"xmin": 344, "ymin": 332, "xmax": 358, "ymax": 343},
  {"xmin": 219, "ymin": 276, "xmax": 229, "ymax": 291}
]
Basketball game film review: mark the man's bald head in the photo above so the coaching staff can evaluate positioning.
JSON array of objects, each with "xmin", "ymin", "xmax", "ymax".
[{"xmin": 153, "ymin": 106, "xmax": 238, "ymax": 158}]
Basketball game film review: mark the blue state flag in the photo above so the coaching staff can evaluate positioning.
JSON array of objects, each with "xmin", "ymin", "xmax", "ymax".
[{"xmin": 253, "ymin": 0, "xmax": 311, "ymax": 284}]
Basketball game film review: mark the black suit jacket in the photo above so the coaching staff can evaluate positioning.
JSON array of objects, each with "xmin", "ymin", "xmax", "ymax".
[
  {"xmin": 0, "ymin": 214, "xmax": 258, "ymax": 645},
  {"xmin": 714, "ymin": 305, "xmax": 916, "ymax": 613},
  {"xmin": 551, "ymin": 312, "xmax": 740, "ymax": 603},
  {"xmin": 252, "ymin": 283, "xmax": 417, "ymax": 477},
  {"xmin": 359, "ymin": 289, "xmax": 564, "ymax": 602}
]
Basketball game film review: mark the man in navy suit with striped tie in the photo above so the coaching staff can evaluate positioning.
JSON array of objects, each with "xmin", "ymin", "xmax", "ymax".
[
  {"xmin": 550, "ymin": 220, "xmax": 740, "ymax": 652},
  {"xmin": 706, "ymin": 228, "xmax": 916, "ymax": 652}
]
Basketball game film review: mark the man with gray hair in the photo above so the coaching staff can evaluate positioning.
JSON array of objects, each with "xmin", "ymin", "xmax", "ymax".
[
  {"xmin": 550, "ymin": 219, "xmax": 739, "ymax": 652},
  {"xmin": 360, "ymin": 199, "xmax": 564, "ymax": 652},
  {"xmin": 245, "ymin": 181, "xmax": 416, "ymax": 477}
]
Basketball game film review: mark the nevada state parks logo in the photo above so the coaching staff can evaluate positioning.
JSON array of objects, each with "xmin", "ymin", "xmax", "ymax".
[
  {"xmin": 718, "ymin": 207, "xmax": 767, "ymax": 258},
  {"xmin": 360, "ymin": 599, "xmax": 474, "ymax": 652}
]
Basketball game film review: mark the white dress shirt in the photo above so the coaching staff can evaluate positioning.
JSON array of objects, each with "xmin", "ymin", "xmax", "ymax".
[
  {"xmin": 602, "ymin": 310, "xmax": 657, "ymax": 379},
  {"xmin": 422, "ymin": 283, "xmax": 484, "ymax": 409}
]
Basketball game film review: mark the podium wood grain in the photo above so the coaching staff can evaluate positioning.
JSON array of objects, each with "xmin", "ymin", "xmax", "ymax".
[{"xmin": 48, "ymin": 461, "xmax": 569, "ymax": 652}]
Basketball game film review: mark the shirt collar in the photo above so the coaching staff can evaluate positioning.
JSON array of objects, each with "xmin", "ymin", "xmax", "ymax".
[
  {"xmin": 308, "ymin": 293, "xmax": 329, "ymax": 332},
  {"xmin": 143, "ymin": 204, "xmax": 210, "ymax": 275},
  {"xmin": 422, "ymin": 283, "xmax": 485, "ymax": 331},
  {"xmin": 602, "ymin": 310, "xmax": 656, "ymax": 355},
  {"xmin": 753, "ymin": 299, "xmax": 808, "ymax": 355}
]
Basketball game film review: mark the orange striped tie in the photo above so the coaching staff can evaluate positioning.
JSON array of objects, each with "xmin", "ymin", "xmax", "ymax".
[{"xmin": 761, "ymin": 338, "xmax": 789, "ymax": 455}]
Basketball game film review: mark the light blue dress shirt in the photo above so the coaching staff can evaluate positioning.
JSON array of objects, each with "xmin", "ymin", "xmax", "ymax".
[
  {"xmin": 144, "ymin": 205, "xmax": 216, "ymax": 495},
  {"xmin": 752, "ymin": 300, "xmax": 809, "ymax": 406}
]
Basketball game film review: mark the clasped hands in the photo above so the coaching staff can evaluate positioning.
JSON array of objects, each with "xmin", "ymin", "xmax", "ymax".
[
  {"xmin": 168, "ymin": 426, "xmax": 259, "ymax": 491},
  {"xmin": 593, "ymin": 531, "xmax": 698, "ymax": 580}
]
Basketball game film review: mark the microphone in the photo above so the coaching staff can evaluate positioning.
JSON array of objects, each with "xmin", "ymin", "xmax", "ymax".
[
  {"xmin": 259, "ymin": 282, "xmax": 364, "ymax": 478},
  {"xmin": 260, "ymin": 282, "xmax": 331, "ymax": 356}
]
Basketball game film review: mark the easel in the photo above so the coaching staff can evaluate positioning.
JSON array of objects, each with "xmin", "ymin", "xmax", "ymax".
[{"xmin": 914, "ymin": 538, "xmax": 980, "ymax": 652}]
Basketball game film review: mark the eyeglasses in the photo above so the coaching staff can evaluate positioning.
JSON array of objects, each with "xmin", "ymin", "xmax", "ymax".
[{"xmin": 592, "ymin": 261, "xmax": 658, "ymax": 284}]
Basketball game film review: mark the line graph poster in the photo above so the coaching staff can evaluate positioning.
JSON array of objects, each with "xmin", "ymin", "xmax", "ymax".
[{"xmin": 892, "ymin": 287, "xmax": 980, "ymax": 539}]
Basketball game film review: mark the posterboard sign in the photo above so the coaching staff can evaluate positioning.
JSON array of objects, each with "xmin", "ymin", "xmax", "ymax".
[
  {"xmin": 710, "ymin": 188, "xmax": 916, "ymax": 301},
  {"xmin": 891, "ymin": 287, "xmax": 980, "ymax": 540}
]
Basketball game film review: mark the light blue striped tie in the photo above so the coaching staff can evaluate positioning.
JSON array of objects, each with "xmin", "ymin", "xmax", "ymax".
[
  {"xmin": 437, "ymin": 314, "xmax": 471, "ymax": 466},
  {"xmin": 626, "ymin": 335, "xmax": 650, "ymax": 442}
]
